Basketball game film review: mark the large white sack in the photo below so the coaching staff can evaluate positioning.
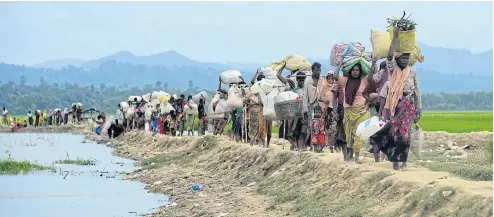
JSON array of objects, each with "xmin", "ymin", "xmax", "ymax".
[
  {"xmin": 144, "ymin": 107, "xmax": 153, "ymax": 122},
  {"xmin": 125, "ymin": 107, "xmax": 134, "ymax": 119},
  {"xmin": 142, "ymin": 93, "xmax": 152, "ymax": 103},
  {"xmin": 214, "ymin": 99, "xmax": 230, "ymax": 114},
  {"xmin": 192, "ymin": 91, "xmax": 208, "ymax": 104},
  {"xmin": 208, "ymin": 100, "xmax": 225, "ymax": 119},
  {"xmin": 262, "ymin": 91, "xmax": 278, "ymax": 120},
  {"xmin": 220, "ymin": 70, "xmax": 243, "ymax": 84},
  {"xmin": 149, "ymin": 98, "xmax": 161, "ymax": 108},
  {"xmin": 250, "ymin": 80, "xmax": 263, "ymax": 95},
  {"xmin": 356, "ymin": 116, "xmax": 386, "ymax": 139},
  {"xmin": 274, "ymin": 91, "xmax": 299, "ymax": 104},
  {"xmin": 102, "ymin": 119, "xmax": 113, "ymax": 133},
  {"xmin": 252, "ymin": 78, "xmax": 284, "ymax": 94},
  {"xmin": 152, "ymin": 91, "xmax": 171, "ymax": 102},
  {"xmin": 410, "ymin": 124, "xmax": 424, "ymax": 159},
  {"xmin": 259, "ymin": 67, "xmax": 277, "ymax": 79},
  {"xmin": 184, "ymin": 102, "xmax": 199, "ymax": 115},
  {"xmin": 211, "ymin": 92, "xmax": 222, "ymax": 104},
  {"xmin": 260, "ymin": 87, "xmax": 279, "ymax": 107},
  {"xmin": 120, "ymin": 102, "xmax": 130, "ymax": 110},
  {"xmin": 160, "ymin": 102, "xmax": 175, "ymax": 115},
  {"xmin": 226, "ymin": 86, "xmax": 244, "ymax": 109}
]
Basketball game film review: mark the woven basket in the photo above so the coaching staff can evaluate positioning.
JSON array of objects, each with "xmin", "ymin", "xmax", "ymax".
[{"xmin": 274, "ymin": 100, "xmax": 303, "ymax": 120}]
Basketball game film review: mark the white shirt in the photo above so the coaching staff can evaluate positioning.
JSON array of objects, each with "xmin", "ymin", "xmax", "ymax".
[{"xmin": 302, "ymin": 76, "xmax": 321, "ymax": 112}]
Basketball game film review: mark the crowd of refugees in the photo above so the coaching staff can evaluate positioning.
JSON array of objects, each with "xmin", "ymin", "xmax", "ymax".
[
  {"xmin": 90, "ymin": 28, "xmax": 422, "ymax": 171},
  {"xmin": 111, "ymin": 94, "xmax": 208, "ymax": 139},
  {"xmin": 1, "ymin": 105, "xmax": 85, "ymax": 131},
  {"xmin": 223, "ymin": 28, "xmax": 422, "ymax": 171},
  {"xmin": 3, "ymin": 28, "xmax": 421, "ymax": 171}
]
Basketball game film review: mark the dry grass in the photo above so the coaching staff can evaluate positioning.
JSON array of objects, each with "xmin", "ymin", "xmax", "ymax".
[
  {"xmin": 115, "ymin": 132, "xmax": 493, "ymax": 217},
  {"xmin": 410, "ymin": 140, "xmax": 493, "ymax": 181}
]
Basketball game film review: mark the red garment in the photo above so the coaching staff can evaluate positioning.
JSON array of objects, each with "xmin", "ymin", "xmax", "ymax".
[
  {"xmin": 181, "ymin": 101, "xmax": 187, "ymax": 114},
  {"xmin": 158, "ymin": 119, "xmax": 165, "ymax": 134},
  {"xmin": 311, "ymin": 134, "xmax": 325, "ymax": 146},
  {"xmin": 311, "ymin": 118, "xmax": 326, "ymax": 146}
]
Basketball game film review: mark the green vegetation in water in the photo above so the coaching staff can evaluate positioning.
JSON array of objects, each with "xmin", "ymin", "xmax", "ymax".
[
  {"xmin": 0, "ymin": 159, "xmax": 55, "ymax": 174},
  {"xmin": 410, "ymin": 140, "xmax": 493, "ymax": 181},
  {"xmin": 54, "ymin": 157, "xmax": 97, "ymax": 165}
]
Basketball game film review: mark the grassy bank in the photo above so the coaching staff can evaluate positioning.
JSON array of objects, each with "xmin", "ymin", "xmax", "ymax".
[
  {"xmin": 0, "ymin": 159, "xmax": 55, "ymax": 174},
  {"xmin": 115, "ymin": 133, "xmax": 493, "ymax": 217},
  {"xmin": 409, "ymin": 141, "xmax": 493, "ymax": 181}
]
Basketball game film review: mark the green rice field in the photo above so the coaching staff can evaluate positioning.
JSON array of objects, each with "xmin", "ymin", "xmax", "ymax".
[
  {"xmin": 268, "ymin": 111, "xmax": 492, "ymax": 134},
  {"xmin": 418, "ymin": 111, "xmax": 492, "ymax": 133}
]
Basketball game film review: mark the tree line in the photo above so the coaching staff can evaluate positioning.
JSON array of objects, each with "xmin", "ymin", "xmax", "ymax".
[{"xmin": 0, "ymin": 81, "xmax": 491, "ymax": 116}]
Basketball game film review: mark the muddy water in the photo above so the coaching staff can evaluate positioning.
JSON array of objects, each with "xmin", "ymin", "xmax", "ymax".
[{"xmin": 0, "ymin": 133, "xmax": 167, "ymax": 217}]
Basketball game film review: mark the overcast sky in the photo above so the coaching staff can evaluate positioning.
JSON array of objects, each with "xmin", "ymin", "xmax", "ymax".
[{"xmin": 0, "ymin": 1, "xmax": 492, "ymax": 65}]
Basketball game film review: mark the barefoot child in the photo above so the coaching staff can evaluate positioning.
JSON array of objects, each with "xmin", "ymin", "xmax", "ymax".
[{"xmin": 310, "ymin": 105, "xmax": 325, "ymax": 153}]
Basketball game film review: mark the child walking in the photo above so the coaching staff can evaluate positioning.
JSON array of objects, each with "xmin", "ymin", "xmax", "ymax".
[{"xmin": 311, "ymin": 105, "xmax": 326, "ymax": 153}]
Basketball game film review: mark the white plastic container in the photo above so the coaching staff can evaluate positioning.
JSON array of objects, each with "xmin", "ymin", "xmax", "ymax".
[{"xmin": 356, "ymin": 116, "xmax": 386, "ymax": 139}]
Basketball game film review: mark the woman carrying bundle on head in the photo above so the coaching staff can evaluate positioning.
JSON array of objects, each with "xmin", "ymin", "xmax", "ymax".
[
  {"xmin": 332, "ymin": 60, "xmax": 369, "ymax": 164},
  {"xmin": 371, "ymin": 25, "xmax": 422, "ymax": 171},
  {"xmin": 247, "ymin": 71, "xmax": 266, "ymax": 146},
  {"xmin": 184, "ymin": 95, "xmax": 198, "ymax": 136}
]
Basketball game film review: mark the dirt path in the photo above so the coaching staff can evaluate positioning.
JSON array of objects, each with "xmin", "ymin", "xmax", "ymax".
[
  {"xmin": 90, "ymin": 131, "xmax": 492, "ymax": 217},
  {"xmin": 268, "ymin": 137, "xmax": 493, "ymax": 198}
]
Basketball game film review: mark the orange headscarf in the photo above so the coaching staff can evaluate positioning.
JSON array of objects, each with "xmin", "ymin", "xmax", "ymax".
[{"xmin": 384, "ymin": 53, "xmax": 411, "ymax": 116}]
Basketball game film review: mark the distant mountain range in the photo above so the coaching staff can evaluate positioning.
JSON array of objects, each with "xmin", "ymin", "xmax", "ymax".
[
  {"xmin": 32, "ymin": 50, "xmax": 228, "ymax": 71},
  {"xmin": 31, "ymin": 43, "xmax": 493, "ymax": 76},
  {"xmin": 0, "ymin": 43, "xmax": 491, "ymax": 93}
]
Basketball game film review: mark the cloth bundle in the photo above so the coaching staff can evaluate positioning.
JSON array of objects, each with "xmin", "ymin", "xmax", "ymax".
[
  {"xmin": 270, "ymin": 54, "xmax": 311, "ymax": 73},
  {"xmin": 341, "ymin": 43, "xmax": 373, "ymax": 76},
  {"xmin": 330, "ymin": 43, "xmax": 365, "ymax": 66},
  {"xmin": 220, "ymin": 70, "xmax": 243, "ymax": 84}
]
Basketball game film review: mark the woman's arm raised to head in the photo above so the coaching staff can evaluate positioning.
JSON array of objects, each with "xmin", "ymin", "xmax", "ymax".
[
  {"xmin": 388, "ymin": 26, "xmax": 399, "ymax": 61},
  {"xmin": 218, "ymin": 77, "xmax": 222, "ymax": 91},
  {"xmin": 334, "ymin": 62, "xmax": 343, "ymax": 81},
  {"xmin": 367, "ymin": 56, "xmax": 378, "ymax": 82},
  {"xmin": 251, "ymin": 69, "xmax": 260, "ymax": 85},
  {"xmin": 276, "ymin": 66, "xmax": 287, "ymax": 84}
]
